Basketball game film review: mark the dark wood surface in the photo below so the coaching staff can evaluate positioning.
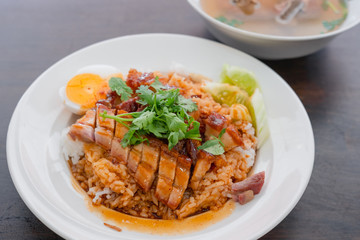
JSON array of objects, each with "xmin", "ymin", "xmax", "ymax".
[{"xmin": 1, "ymin": 0, "xmax": 359, "ymax": 239}]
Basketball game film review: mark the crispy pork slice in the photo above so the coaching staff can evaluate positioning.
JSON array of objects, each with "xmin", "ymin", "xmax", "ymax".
[
  {"xmin": 77, "ymin": 109, "xmax": 96, "ymax": 128},
  {"xmin": 167, "ymin": 156, "xmax": 191, "ymax": 210},
  {"xmin": 127, "ymin": 143, "xmax": 143, "ymax": 174},
  {"xmin": 94, "ymin": 127, "xmax": 113, "ymax": 150},
  {"xmin": 68, "ymin": 109, "xmax": 96, "ymax": 142},
  {"xmin": 155, "ymin": 145, "xmax": 178, "ymax": 204},
  {"xmin": 68, "ymin": 124, "xmax": 95, "ymax": 143},
  {"xmin": 114, "ymin": 110, "xmax": 131, "ymax": 139},
  {"xmin": 133, "ymin": 139, "xmax": 161, "ymax": 192},
  {"xmin": 167, "ymin": 187, "xmax": 183, "ymax": 210},
  {"xmin": 134, "ymin": 162, "xmax": 155, "ymax": 192},
  {"xmin": 190, "ymin": 150, "xmax": 215, "ymax": 190},
  {"xmin": 110, "ymin": 110, "xmax": 131, "ymax": 164},
  {"xmin": 205, "ymin": 112, "xmax": 244, "ymax": 151},
  {"xmin": 96, "ymin": 104, "xmax": 115, "ymax": 130},
  {"xmin": 110, "ymin": 137, "xmax": 129, "ymax": 164},
  {"xmin": 94, "ymin": 104, "xmax": 116, "ymax": 150}
]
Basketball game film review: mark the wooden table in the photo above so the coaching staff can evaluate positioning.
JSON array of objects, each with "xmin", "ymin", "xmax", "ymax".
[{"xmin": 1, "ymin": 0, "xmax": 359, "ymax": 239}]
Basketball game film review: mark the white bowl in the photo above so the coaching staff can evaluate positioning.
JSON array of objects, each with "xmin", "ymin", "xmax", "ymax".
[{"xmin": 188, "ymin": 0, "xmax": 360, "ymax": 59}]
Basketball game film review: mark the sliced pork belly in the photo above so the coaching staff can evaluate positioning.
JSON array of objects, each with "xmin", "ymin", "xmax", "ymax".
[
  {"xmin": 127, "ymin": 143, "xmax": 143, "ymax": 174},
  {"xmin": 167, "ymin": 155, "xmax": 191, "ymax": 210},
  {"xmin": 190, "ymin": 150, "xmax": 215, "ymax": 190},
  {"xmin": 110, "ymin": 110, "xmax": 131, "ymax": 164},
  {"xmin": 77, "ymin": 109, "xmax": 96, "ymax": 128},
  {"xmin": 68, "ymin": 124, "xmax": 95, "ymax": 143},
  {"xmin": 134, "ymin": 138, "xmax": 161, "ymax": 192},
  {"xmin": 232, "ymin": 171, "xmax": 265, "ymax": 194},
  {"xmin": 96, "ymin": 104, "xmax": 115, "ymax": 130},
  {"xmin": 155, "ymin": 145, "xmax": 178, "ymax": 205},
  {"xmin": 110, "ymin": 137, "xmax": 129, "ymax": 164},
  {"xmin": 94, "ymin": 128, "xmax": 113, "ymax": 150},
  {"xmin": 94, "ymin": 104, "xmax": 115, "ymax": 150},
  {"xmin": 68, "ymin": 109, "xmax": 96, "ymax": 142}
]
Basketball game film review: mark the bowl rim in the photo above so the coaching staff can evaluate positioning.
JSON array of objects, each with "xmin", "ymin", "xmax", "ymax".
[{"xmin": 188, "ymin": 0, "xmax": 360, "ymax": 41}]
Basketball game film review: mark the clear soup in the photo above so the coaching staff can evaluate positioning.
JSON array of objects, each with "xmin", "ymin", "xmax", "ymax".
[{"xmin": 201, "ymin": 0, "xmax": 348, "ymax": 36}]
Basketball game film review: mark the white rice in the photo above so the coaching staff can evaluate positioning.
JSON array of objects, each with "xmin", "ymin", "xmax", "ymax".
[
  {"xmin": 233, "ymin": 146, "xmax": 256, "ymax": 169},
  {"xmin": 61, "ymin": 127, "xmax": 84, "ymax": 164},
  {"xmin": 92, "ymin": 187, "xmax": 112, "ymax": 204}
]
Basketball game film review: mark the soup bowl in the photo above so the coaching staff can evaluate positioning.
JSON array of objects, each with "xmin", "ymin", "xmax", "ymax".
[{"xmin": 188, "ymin": 0, "xmax": 360, "ymax": 59}]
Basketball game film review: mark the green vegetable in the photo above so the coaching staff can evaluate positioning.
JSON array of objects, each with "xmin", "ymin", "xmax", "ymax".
[
  {"xmin": 204, "ymin": 82, "xmax": 249, "ymax": 106},
  {"xmin": 322, "ymin": 1, "xmax": 348, "ymax": 32},
  {"xmin": 221, "ymin": 64, "xmax": 259, "ymax": 96},
  {"xmin": 322, "ymin": 14, "xmax": 347, "ymax": 31},
  {"xmin": 215, "ymin": 16, "xmax": 243, "ymax": 27},
  {"xmin": 108, "ymin": 77, "xmax": 133, "ymax": 101},
  {"xmin": 205, "ymin": 64, "xmax": 270, "ymax": 148},
  {"xmin": 198, "ymin": 128, "xmax": 226, "ymax": 155},
  {"xmin": 247, "ymin": 88, "xmax": 269, "ymax": 149},
  {"xmin": 100, "ymin": 79, "xmax": 202, "ymax": 150}
]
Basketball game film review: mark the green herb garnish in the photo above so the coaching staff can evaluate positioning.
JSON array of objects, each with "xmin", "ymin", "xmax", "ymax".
[
  {"xmin": 216, "ymin": 16, "xmax": 243, "ymax": 28},
  {"xmin": 198, "ymin": 128, "xmax": 226, "ymax": 155},
  {"xmin": 322, "ymin": 0, "xmax": 348, "ymax": 32},
  {"xmin": 100, "ymin": 78, "xmax": 202, "ymax": 150},
  {"xmin": 322, "ymin": 14, "xmax": 347, "ymax": 31},
  {"xmin": 108, "ymin": 77, "xmax": 133, "ymax": 101}
]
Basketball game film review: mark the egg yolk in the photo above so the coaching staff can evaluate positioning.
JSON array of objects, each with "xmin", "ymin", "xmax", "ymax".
[{"xmin": 66, "ymin": 73, "xmax": 109, "ymax": 109}]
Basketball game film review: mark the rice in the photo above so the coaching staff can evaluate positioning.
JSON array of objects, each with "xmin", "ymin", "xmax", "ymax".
[
  {"xmin": 65, "ymin": 71, "xmax": 257, "ymax": 220},
  {"xmin": 61, "ymin": 127, "xmax": 84, "ymax": 164}
]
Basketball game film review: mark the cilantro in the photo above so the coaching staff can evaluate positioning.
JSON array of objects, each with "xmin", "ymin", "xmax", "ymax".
[
  {"xmin": 198, "ymin": 128, "xmax": 226, "ymax": 155},
  {"xmin": 150, "ymin": 77, "xmax": 167, "ymax": 91},
  {"xmin": 322, "ymin": 15, "xmax": 346, "ymax": 31},
  {"xmin": 216, "ymin": 16, "xmax": 243, "ymax": 27},
  {"xmin": 109, "ymin": 77, "xmax": 133, "ymax": 101},
  {"xmin": 322, "ymin": 2, "xmax": 348, "ymax": 32},
  {"xmin": 101, "ymin": 78, "xmax": 201, "ymax": 149}
]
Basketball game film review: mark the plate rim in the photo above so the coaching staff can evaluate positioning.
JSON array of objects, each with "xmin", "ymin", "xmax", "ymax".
[{"xmin": 7, "ymin": 33, "xmax": 315, "ymax": 240}]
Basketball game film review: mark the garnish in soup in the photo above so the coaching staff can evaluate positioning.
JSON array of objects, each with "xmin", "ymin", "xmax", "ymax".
[{"xmin": 201, "ymin": 0, "xmax": 348, "ymax": 36}]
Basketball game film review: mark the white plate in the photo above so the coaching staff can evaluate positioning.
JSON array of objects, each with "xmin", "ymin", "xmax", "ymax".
[{"xmin": 7, "ymin": 34, "xmax": 314, "ymax": 240}]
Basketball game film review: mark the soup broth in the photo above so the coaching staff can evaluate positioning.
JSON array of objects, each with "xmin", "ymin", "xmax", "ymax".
[{"xmin": 201, "ymin": 0, "xmax": 348, "ymax": 36}]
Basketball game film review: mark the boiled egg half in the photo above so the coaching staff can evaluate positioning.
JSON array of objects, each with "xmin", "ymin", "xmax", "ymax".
[{"xmin": 60, "ymin": 65, "xmax": 123, "ymax": 115}]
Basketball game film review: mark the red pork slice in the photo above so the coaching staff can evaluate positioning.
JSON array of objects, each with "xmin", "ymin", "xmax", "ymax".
[
  {"xmin": 155, "ymin": 145, "xmax": 178, "ymax": 204},
  {"xmin": 127, "ymin": 143, "xmax": 144, "ymax": 174},
  {"xmin": 68, "ymin": 109, "xmax": 96, "ymax": 142},
  {"xmin": 167, "ymin": 156, "xmax": 191, "ymax": 210},
  {"xmin": 134, "ymin": 138, "xmax": 161, "ymax": 192},
  {"xmin": 235, "ymin": 190, "xmax": 254, "ymax": 205},
  {"xmin": 232, "ymin": 171, "xmax": 265, "ymax": 194},
  {"xmin": 190, "ymin": 150, "xmax": 215, "ymax": 191}
]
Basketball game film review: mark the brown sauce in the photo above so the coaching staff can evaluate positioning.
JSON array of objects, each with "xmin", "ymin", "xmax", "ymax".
[{"xmin": 71, "ymin": 177, "xmax": 235, "ymax": 235}]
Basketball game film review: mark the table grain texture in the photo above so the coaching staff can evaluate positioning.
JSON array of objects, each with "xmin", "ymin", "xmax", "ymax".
[{"xmin": 1, "ymin": 0, "xmax": 359, "ymax": 239}]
